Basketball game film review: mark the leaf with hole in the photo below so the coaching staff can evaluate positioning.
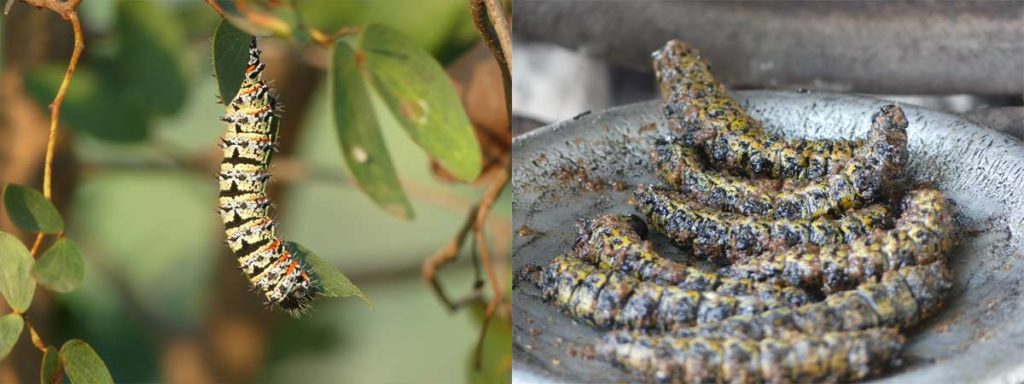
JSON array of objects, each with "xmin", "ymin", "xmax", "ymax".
[
  {"xmin": 0, "ymin": 313, "xmax": 23, "ymax": 361},
  {"xmin": 41, "ymin": 345, "xmax": 62, "ymax": 384},
  {"xmin": 361, "ymin": 24, "xmax": 482, "ymax": 183},
  {"xmin": 3, "ymin": 184, "xmax": 64, "ymax": 234},
  {"xmin": 212, "ymin": 19, "xmax": 252, "ymax": 103},
  {"xmin": 285, "ymin": 241, "xmax": 370, "ymax": 308},
  {"xmin": 60, "ymin": 339, "xmax": 113, "ymax": 384},
  {"xmin": 330, "ymin": 38, "xmax": 414, "ymax": 219},
  {"xmin": 33, "ymin": 238, "xmax": 85, "ymax": 293},
  {"xmin": 0, "ymin": 231, "xmax": 36, "ymax": 312}
]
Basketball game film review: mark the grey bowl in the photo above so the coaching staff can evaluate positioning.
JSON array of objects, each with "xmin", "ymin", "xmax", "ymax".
[{"xmin": 511, "ymin": 91, "xmax": 1024, "ymax": 383}]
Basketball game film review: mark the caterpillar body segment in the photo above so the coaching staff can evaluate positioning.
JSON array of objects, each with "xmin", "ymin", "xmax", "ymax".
[
  {"xmin": 726, "ymin": 188, "xmax": 956, "ymax": 293},
  {"xmin": 673, "ymin": 262, "xmax": 952, "ymax": 340},
  {"xmin": 634, "ymin": 185, "xmax": 893, "ymax": 264},
  {"xmin": 219, "ymin": 38, "xmax": 317, "ymax": 312},
  {"xmin": 601, "ymin": 327, "xmax": 902, "ymax": 384},
  {"xmin": 539, "ymin": 255, "xmax": 805, "ymax": 331},
  {"xmin": 653, "ymin": 40, "xmax": 865, "ymax": 180},
  {"xmin": 573, "ymin": 214, "xmax": 813, "ymax": 306}
]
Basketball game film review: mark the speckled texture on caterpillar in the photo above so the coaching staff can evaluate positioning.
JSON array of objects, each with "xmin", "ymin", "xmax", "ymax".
[
  {"xmin": 538, "ymin": 255, "xmax": 806, "ymax": 332},
  {"xmin": 601, "ymin": 327, "xmax": 903, "ymax": 384},
  {"xmin": 725, "ymin": 188, "xmax": 956, "ymax": 293},
  {"xmin": 219, "ymin": 38, "xmax": 317, "ymax": 313},
  {"xmin": 572, "ymin": 214, "xmax": 813, "ymax": 306},
  {"xmin": 634, "ymin": 185, "xmax": 894, "ymax": 264},
  {"xmin": 654, "ymin": 39, "xmax": 871, "ymax": 180}
]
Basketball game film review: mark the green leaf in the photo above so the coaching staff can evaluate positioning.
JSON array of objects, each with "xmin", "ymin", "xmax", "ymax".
[
  {"xmin": 285, "ymin": 241, "xmax": 370, "ymax": 308},
  {"xmin": 60, "ymin": 339, "xmax": 113, "ymax": 384},
  {"xmin": 115, "ymin": 0, "xmax": 188, "ymax": 117},
  {"xmin": 0, "ymin": 313, "xmax": 24, "ymax": 361},
  {"xmin": 361, "ymin": 24, "xmax": 482, "ymax": 182},
  {"xmin": 467, "ymin": 304, "xmax": 512, "ymax": 384},
  {"xmin": 0, "ymin": 231, "xmax": 36, "ymax": 312},
  {"xmin": 23, "ymin": 66, "xmax": 149, "ymax": 143},
  {"xmin": 330, "ymin": 39, "xmax": 414, "ymax": 219},
  {"xmin": 212, "ymin": 20, "xmax": 252, "ymax": 103},
  {"xmin": 3, "ymin": 184, "xmax": 64, "ymax": 233},
  {"xmin": 215, "ymin": 0, "xmax": 309, "ymax": 43},
  {"xmin": 33, "ymin": 238, "xmax": 85, "ymax": 293},
  {"xmin": 40, "ymin": 345, "xmax": 61, "ymax": 384}
]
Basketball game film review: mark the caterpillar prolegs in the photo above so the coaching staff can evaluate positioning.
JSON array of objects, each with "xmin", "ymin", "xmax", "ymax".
[{"xmin": 219, "ymin": 38, "xmax": 317, "ymax": 312}]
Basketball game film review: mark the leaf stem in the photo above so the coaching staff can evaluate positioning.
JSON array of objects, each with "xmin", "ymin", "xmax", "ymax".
[{"xmin": 469, "ymin": 0, "xmax": 511, "ymax": 120}]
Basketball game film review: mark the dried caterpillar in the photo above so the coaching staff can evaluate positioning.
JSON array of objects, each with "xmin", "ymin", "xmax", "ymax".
[
  {"xmin": 634, "ymin": 185, "xmax": 894, "ymax": 264},
  {"xmin": 572, "ymin": 214, "xmax": 813, "ymax": 306},
  {"xmin": 653, "ymin": 104, "xmax": 909, "ymax": 220},
  {"xmin": 726, "ymin": 188, "xmax": 957, "ymax": 293},
  {"xmin": 668, "ymin": 262, "xmax": 952, "ymax": 340},
  {"xmin": 601, "ymin": 327, "xmax": 902, "ymax": 384},
  {"xmin": 654, "ymin": 40, "xmax": 866, "ymax": 180},
  {"xmin": 538, "ymin": 255, "xmax": 805, "ymax": 332},
  {"xmin": 219, "ymin": 38, "xmax": 317, "ymax": 312}
]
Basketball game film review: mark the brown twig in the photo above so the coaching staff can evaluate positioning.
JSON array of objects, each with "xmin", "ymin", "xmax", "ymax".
[
  {"xmin": 204, "ymin": 0, "xmax": 225, "ymax": 17},
  {"xmin": 469, "ymin": 0, "xmax": 511, "ymax": 120},
  {"xmin": 423, "ymin": 203, "xmax": 481, "ymax": 311},
  {"xmin": 470, "ymin": 163, "xmax": 509, "ymax": 369}
]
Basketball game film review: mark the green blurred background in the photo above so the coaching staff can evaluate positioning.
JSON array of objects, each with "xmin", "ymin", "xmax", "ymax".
[{"xmin": 0, "ymin": 1, "xmax": 510, "ymax": 382}]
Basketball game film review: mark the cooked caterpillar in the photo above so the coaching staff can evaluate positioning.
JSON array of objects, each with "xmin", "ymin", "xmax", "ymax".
[
  {"xmin": 601, "ymin": 327, "xmax": 902, "ymax": 384},
  {"xmin": 654, "ymin": 102, "xmax": 910, "ymax": 220},
  {"xmin": 539, "ymin": 255, "xmax": 803, "ymax": 331},
  {"xmin": 634, "ymin": 185, "xmax": 893, "ymax": 264},
  {"xmin": 669, "ymin": 262, "xmax": 952, "ymax": 340},
  {"xmin": 726, "ymin": 188, "xmax": 956, "ymax": 293},
  {"xmin": 219, "ymin": 38, "xmax": 317, "ymax": 312},
  {"xmin": 572, "ymin": 214, "xmax": 813, "ymax": 305},
  {"xmin": 654, "ymin": 39, "xmax": 867, "ymax": 180}
]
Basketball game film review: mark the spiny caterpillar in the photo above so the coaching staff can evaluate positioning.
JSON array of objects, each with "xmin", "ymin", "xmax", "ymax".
[
  {"xmin": 572, "ymin": 214, "xmax": 813, "ymax": 306},
  {"xmin": 654, "ymin": 39, "xmax": 866, "ymax": 180},
  {"xmin": 538, "ymin": 255, "xmax": 806, "ymax": 332},
  {"xmin": 219, "ymin": 38, "xmax": 317, "ymax": 312},
  {"xmin": 726, "ymin": 188, "xmax": 957, "ymax": 293},
  {"xmin": 653, "ymin": 104, "xmax": 909, "ymax": 220},
  {"xmin": 633, "ymin": 185, "xmax": 893, "ymax": 264},
  {"xmin": 670, "ymin": 262, "xmax": 952, "ymax": 340},
  {"xmin": 601, "ymin": 327, "xmax": 903, "ymax": 384}
]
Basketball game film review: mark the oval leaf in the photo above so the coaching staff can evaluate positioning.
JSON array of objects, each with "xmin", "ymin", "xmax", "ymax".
[
  {"xmin": 285, "ymin": 241, "xmax": 370, "ymax": 308},
  {"xmin": 33, "ymin": 238, "xmax": 85, "ymax": 293},
  {"xmin": 330, "ymin": 39, "xmax": 414, "ymax": 219},
  {"xmin": 40, "ymin": 345, "xmax": 62, "ymax": 384},
  {"xmin": 361, "ymin": 24, "xmax": 482, "ymax": 182},
  {"xmin": 0, "ymin": 231, "xmax": 36, "ymax": 312},
  {"xmin": 212, "ymin": 20, "xmax": 252, "ymax": 103},
  {"xmin": 115, "ymin": 0, "xmax": 188, "ymax": 116},
  {"xmin": 0, "ymin": 313, "xmax": 24, "ymax": 361},
  {"xmin": 3, "ymin": 184, "xmax": 64, "ymax": 234},
  {"xmin": 60, "ymin": 339, "xmax": 113, "ymax": 384}
]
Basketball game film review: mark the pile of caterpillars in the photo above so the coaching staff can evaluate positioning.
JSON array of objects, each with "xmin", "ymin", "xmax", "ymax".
[{"xmin": 527, "ymin": 40, "xmax": 959, "ymax": 383}]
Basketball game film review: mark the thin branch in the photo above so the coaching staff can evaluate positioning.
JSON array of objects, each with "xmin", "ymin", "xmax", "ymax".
[
  {"xmin": 469, "ymin": 0, "xmax": 512, "ymax": 121},
  {"xmin": 204, "ymin": 0, "xmax": 225, "ymax": 17},
  {"xmin": 470, "ymin": 162, "xmax": 509, "ymax": 369},
  {"xmin": 423, "ymin": 203, "xmax": 480, "ymax": 311}
]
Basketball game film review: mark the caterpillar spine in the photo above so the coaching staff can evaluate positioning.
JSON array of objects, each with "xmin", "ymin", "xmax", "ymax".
[{"xmin": 218, "ymin": 38, "xmax": 317, "ymax": 313}]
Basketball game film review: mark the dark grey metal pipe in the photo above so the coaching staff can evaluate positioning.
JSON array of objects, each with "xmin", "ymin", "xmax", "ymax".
[{"xmin": 514, "ymin": 1, "xmax": 1024, "ymax": 94}]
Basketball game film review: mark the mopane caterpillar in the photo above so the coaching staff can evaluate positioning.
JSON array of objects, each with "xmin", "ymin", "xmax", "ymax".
[
  {"xmin": 654, "ymin": 39, "xmax": 869, "ymax": 180},
  {"xmin": 669, "ymin": 262, "xmax": 952, "ymax": 340},
  {"xmin": 538, "ymin": 255, "xmax": 805, "ymax": 332},
  {"xmin": 653, "ymin": 102, "xmax": 910, "ymax": 220},
  {"xmin": 219, "ymin": 38, "xmax": 317, "ymax": 312},
  {"xmin": 726, "ymin": 188, "xmax": 956, "ymax": 293},
  {"xmin": 572, "ymin": 214, "xmax": 813, "ymax": 305},
  {"xmin": 634, "ymin": 185, "xmax": 893, "ymax": 264},
  {"xmin": 601, "ymin": 327, "xmax": 902, "ymax": 384}
]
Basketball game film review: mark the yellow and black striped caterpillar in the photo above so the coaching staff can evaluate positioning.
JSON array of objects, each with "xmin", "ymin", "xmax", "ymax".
[
  {"xmin": 634, "ymin": 185, "xmax": 893, "ymax": 264},
  {"xmin": 572, "ymin": 214, "xmax": 813, "ymax": 305},
  {"xmin": 725, "ymin": 188, "xmax": 956, "ymax": 293},
  {"xmin": 601, "ymin": 327, "xmax": 902, "ymax": 384},
  {"xmin": 539, "ymin": 255, "xmax": 806, "ymax": 332},
  {"xmin": 219, "ymin": 38, "xmax": 317, "ymax": 312},
  {"xmin": 653, "ymin": 104, "xmax": 909, "ymax": 220},
  {"xmin": 654, "ymin": 40, "xmax": 866, "ymax": 180},
  {"xmin": 670, "ymin": 261, "xmax": 952, "ymax": 340}
]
